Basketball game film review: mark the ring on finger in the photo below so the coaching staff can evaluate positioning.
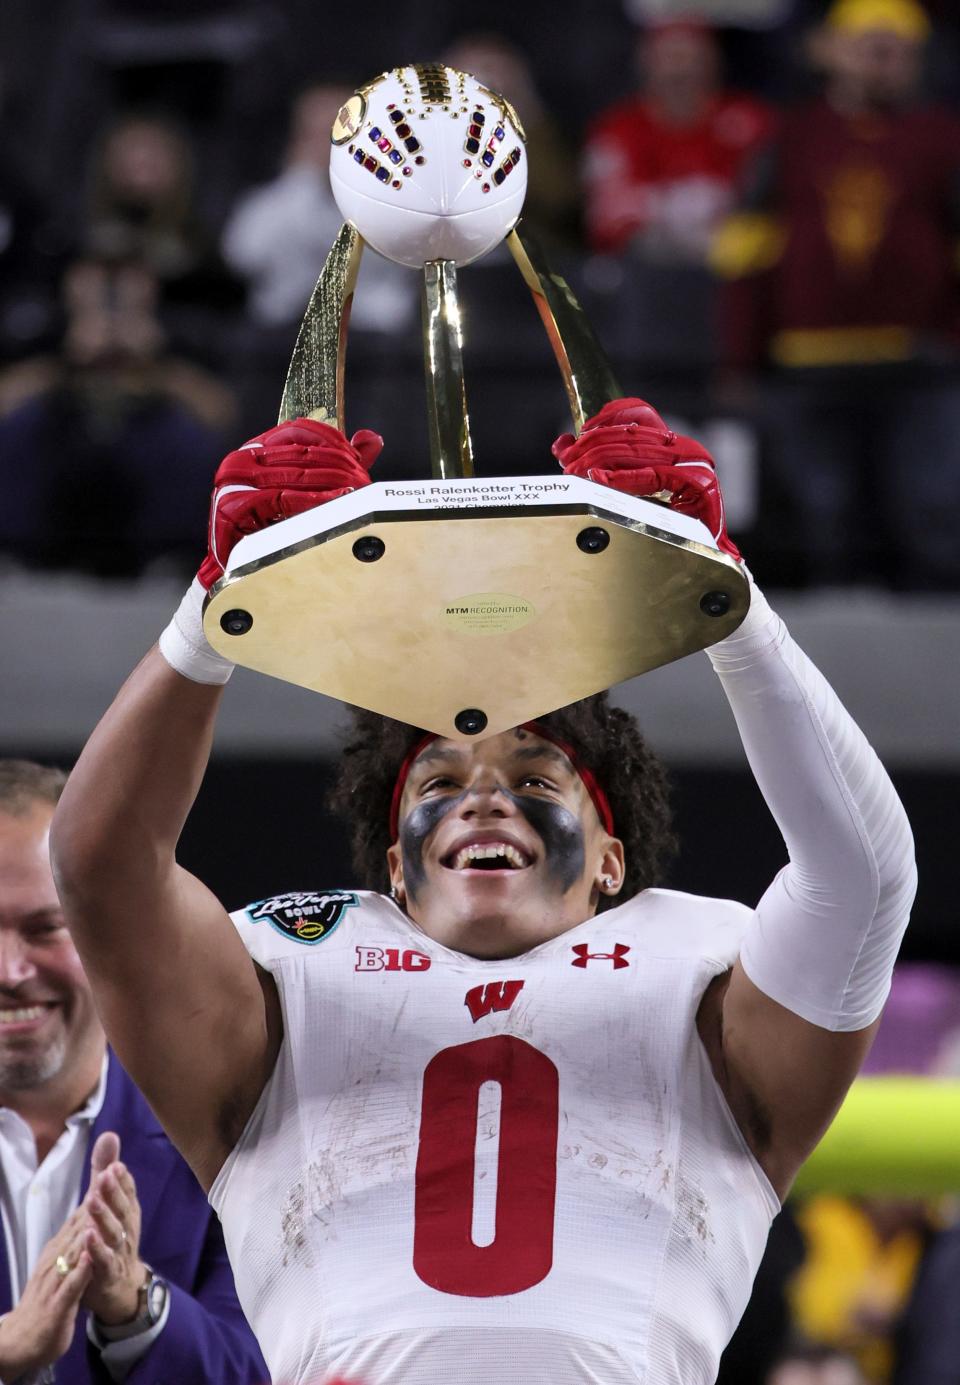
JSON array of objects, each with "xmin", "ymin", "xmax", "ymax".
[{"xmin": 55, "ymin": 1254, "xmax": 71, "ymax": 1278}]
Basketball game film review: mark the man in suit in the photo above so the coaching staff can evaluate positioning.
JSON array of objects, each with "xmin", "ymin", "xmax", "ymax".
[{"xmin": 0, "ymin": 758, "xmax": 268, "ymax": 1384}]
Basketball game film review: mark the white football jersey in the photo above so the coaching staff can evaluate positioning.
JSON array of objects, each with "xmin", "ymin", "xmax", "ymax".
[{"xmin": 210, "ymin": 889, "xmax": 779, "ymax": 1385}]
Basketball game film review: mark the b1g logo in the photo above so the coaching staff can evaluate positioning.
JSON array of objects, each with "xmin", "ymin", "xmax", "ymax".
[
  {"xmin": 246, "ymin": 891, "xmax": 358, "ymax": 944},
  {"xmin": 355, "ymin": 946, "xmax": 431, "ymax": 972}
]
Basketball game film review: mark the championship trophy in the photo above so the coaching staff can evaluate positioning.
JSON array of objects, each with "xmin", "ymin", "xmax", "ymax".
[{"xmin": 203, "ymin": 64, "xmax": 749, "ymax": 739}]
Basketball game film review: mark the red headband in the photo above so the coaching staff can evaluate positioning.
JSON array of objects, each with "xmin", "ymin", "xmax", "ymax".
[{"xmin": 388, "ymin": 722, "xmax": 615, "ymax": 841}]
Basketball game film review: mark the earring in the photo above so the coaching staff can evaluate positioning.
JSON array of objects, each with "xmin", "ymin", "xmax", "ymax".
[
  {"xmin": 390, "ymin": 884, "xmax": 403, "ymax": 904},
  {"xmin": 602, "ymin": 875, "xmax": 615, "ymax": 891}
]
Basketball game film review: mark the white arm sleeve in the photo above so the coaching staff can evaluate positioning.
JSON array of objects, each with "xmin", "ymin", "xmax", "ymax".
[{"xmin": 707, "ymin": 583, "xmax": 917, "ymax": 1032}]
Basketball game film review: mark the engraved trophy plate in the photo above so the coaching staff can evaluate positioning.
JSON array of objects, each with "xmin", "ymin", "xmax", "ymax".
[
  {"xmin": 203, "ymin": 63, "xmax": 748, "ymax": 739},
  {"xmin": 205, "ymin": 476, "xmax": 747, "ymax": 741}
]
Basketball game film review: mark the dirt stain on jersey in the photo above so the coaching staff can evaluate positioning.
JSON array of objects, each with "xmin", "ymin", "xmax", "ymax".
[
  {"xmin": 677, "ymin": 1175, "xmax": 714, "ymax": 1246},
  {"xmin": 280, "ymin": 1180, "xmax": 313, "ymax": 1269},
  {"xmin": 280, "ymin": 1158, "xmax": 340, "ymax": 1267}
]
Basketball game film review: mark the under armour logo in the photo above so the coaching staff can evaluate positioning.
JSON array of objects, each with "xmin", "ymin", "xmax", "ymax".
[{"xmin": 570, "ymin": 943, "xmax": 630, "ymax": 969}]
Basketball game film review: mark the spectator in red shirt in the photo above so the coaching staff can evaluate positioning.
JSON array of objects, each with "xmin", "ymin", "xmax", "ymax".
[{"xmin": 583, "ymin": 19, "xmax": 775, "ymax": 262}]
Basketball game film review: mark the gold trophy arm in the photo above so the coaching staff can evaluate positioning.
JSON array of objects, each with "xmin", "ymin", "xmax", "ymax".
[
  {"xmin": 422, "ymin": 259, "xmax": 475, "ymax": 480},
  {"xmin": 277, "ymin": 222, "xmax": 364, "ymax": 429},
  {"xmin": 507, "ymin": 222, "xmax": 622, "ymax": 435}
]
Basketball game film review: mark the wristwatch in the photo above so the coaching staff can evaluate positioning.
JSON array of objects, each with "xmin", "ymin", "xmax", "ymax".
[
  {"xmin": 136, "ymin": 1267, "xmax": 169, "ymax": 1328},
  {"xmin": 94, "ymin": 1266, "xmax": 169, "ymax": 1340}
]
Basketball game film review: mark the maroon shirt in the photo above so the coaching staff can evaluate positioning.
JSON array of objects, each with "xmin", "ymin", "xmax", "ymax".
[{"xmin": 722, "ymin": 98, "xmax": 960, "ymax": 367}]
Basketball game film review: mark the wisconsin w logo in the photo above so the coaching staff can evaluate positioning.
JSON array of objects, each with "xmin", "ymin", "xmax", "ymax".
[{"xmin": 464, "ymin": 980, "xmax": 525, "ymax": 1023}]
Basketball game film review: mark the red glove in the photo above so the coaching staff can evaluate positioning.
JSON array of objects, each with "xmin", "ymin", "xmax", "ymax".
[
  {"xmin": 552, "ymin": 397, "xmax": 741, "ymax": 561},
  {"xmin": 197, "ymin": 418, "xmax": 384, "ymax": 589}
]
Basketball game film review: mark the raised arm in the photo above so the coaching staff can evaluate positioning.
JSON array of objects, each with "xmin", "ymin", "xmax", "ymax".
[
  {"xmin": 555, "ymin": 397, "xmax": 917, "ymax": 1198},
  {"xmin": 51, "ymin": 650, "xmax": 263, "ymax": 1189},
  {"xmin": 51, "ymin": 418, "xmax": 382, "ymax": 1188},
  {"xmin": 705, "ymin": 583, "xmax": 916, "ymax": 1195}
]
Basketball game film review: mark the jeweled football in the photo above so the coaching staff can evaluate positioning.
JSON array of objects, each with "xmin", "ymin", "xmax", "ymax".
[{"xmin": 330, "ymin": 64, "xmax": 528, "ymax": 269}]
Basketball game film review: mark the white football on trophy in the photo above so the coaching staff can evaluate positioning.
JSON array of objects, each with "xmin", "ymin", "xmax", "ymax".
[{"xmin": 329, "ymin": 64, "xmax": 528, "ymax": 269}]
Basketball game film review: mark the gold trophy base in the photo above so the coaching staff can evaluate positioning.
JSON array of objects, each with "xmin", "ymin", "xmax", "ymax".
[{"xmin": 203, "ymin": 479, "xmax": 749, "ymax": 741}]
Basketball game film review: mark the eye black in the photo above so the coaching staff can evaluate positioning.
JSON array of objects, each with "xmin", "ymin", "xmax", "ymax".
[{"xmin": 423, "ymin": 776, "xmax": 457, "ymax": 792}]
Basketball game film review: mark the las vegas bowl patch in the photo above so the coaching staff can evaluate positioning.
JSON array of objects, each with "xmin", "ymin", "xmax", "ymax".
[{"xmin": 244, "ymin": 890, "xmax": 358, "ymax": 944}]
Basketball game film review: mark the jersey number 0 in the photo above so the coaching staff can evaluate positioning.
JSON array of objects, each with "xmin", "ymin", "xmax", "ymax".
[{"xmin": 413, "ymin": 1035, "xmax": 560, "ymax": 1297}]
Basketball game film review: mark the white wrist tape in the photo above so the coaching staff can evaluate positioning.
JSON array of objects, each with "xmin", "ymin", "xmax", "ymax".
[
  {"xmin": 708, "ymin": 582, "xmax": 916, "ymax": 1032},
  {"xmin": 158, "ymin": 578, "xmax": 235, "ymax": 685}
]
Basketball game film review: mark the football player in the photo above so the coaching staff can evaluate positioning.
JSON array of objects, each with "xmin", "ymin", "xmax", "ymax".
[{"xmin": 50, "ymin": 401, "xmax": 916, "ymax": 1385}]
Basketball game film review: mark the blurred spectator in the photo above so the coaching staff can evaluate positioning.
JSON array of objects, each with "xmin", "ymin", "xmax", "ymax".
[
  {"xmin": 712, "ymin": 0, "xmax": 960, "ymax": 589},
  {"xmin": 780, "ymin": 962, "xmax": 960, "ymax": 1383},
  {"xmin": 84, "ymin": 111, "xmax": 245, "ymax": 339},
  {"xmin": 885, "ymin": 963, "xmax": 960, "ymax": 1384},
  {"xmin": 582, "ymin": 18, "xmax": 775, "ymax": 261},
  {"xmin": 893, "ymin": 1219, "xmax": 960, "ymax": 1384},
  {"xmin": 221, "ymin": 82, "xmax": 413, "ymax": 335},
  {"xmin": 443, "ymin": 31, "xmax": 582, "ymax": 251},
  {"xmin": 768, "ymin": 1343, "xmax": 868, "ymax": 1384},
  {"xmin": 787, "ymin": 1195, "xmax": 929, "ymax": 1382},
  {"xmin": 0, "ymin": 254, "xmax": 233, "ymax": 576}
]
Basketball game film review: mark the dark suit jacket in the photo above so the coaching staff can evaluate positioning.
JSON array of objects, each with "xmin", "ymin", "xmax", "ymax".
[{"xmin": 0, "ymin": 1054, "xmax": 269, "ymax": 1384}]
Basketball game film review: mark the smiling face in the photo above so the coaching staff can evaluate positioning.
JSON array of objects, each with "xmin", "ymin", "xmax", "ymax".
[
  {"xmin": 386, "ymin": 727, "xmax": 624, "ymax": 958},
  {"xmin": 0, "ymin": 804, "xmax": 105, "ymax": 1103}
]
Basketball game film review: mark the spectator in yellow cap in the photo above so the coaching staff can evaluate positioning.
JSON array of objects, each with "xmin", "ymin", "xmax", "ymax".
[
  {"xmin": 825, "ymin": 0, "xmax": 931, "ymax": 40},
  {"xmin": 816, "ymin": 0, "xmax": 931, "ymax": 113}
]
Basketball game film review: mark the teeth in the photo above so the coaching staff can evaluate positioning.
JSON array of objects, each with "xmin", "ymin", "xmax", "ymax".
[
  {"xmin": 452, "ymin": 843, "xmax": 529, "ymax": 871},
  {"xmin": 0, "ymin": 1006, "xmax": 46, "ymax": 1024}
]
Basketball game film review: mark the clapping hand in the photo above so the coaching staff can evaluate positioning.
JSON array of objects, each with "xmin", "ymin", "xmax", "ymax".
[
  {"xmin": 0, "ymin": 1206, "xmax": 92, "ymax": 1378},
  {"xmin": 80, "ymin": 1131, "xmax": 150, "ymax": 1326}
]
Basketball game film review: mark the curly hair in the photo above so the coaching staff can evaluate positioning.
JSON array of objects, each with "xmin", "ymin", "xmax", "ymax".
[{"xmin": 328, "ymin": 693, "xmax": 676, "ymax": 910}]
